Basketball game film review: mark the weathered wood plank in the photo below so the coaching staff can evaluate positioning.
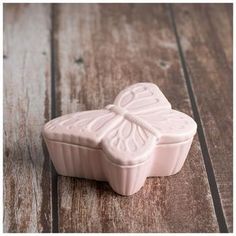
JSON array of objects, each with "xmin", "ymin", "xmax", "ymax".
[
  {"xmin": 54, "ymin": 4, "xmax": 219, "ymax": 232},
  {"xmin": 173, "ymin": 4, "xmax": 233, "ymax": 232},
  {"xmin": 3, "ymin": 4, "xmax": 52, "ymax": 232}
]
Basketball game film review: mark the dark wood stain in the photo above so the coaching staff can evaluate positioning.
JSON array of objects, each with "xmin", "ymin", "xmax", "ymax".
[
  {"xmin": 40, "ymin": 88, "xmax": 51, "ymax": 232},
  {"xmin": 40, "ymin": 141, "xmax": 51, "ymax": 232},
  {"xmin": 52, "ymin": 4, "xmax": 62, "ymax": 117},
  {"xmin": 7, "ymin": 179, "xmax": 17, "ymax": 232},
  {"xmin": 75, "ymin": 57, "xmax": 84, "ymax": 65},
  {"xmin": 44, "ymin": 83, "xmax": 50, "ymax": 122}
]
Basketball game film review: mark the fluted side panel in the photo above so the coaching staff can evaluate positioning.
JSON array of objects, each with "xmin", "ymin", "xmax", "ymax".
[{"xmin": 44, "ymin": 137, "xmax": 193, "ymax": 195}]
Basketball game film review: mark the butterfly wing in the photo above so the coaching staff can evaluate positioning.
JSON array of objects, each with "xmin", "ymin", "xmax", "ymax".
[
  {"xmin": 102, "ymin": 118, "xmax": 157, "ymax": 165},
  {"xmin": 114, "ymin": 83, "xmax": 171, "ymax": 114},
  {"xmin": 137, "ymin": 109, "xmax": 197, "ymax": 144},
  {"xmin": 113, "ymin": 82, "xmax": 196, "ymax": 144},
  {"xmin": 43, "ymin": 109, "xmax": 122, "ymax": 147}
]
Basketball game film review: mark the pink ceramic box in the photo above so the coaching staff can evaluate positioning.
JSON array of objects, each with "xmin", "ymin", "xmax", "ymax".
[{"xmin": 43, "ymin": 83, "xmax": 197, "ymax": 195}]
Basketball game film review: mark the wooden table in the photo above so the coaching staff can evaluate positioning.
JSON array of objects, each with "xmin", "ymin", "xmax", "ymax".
[{"xmin": 3, "ymin": 3, "xmax": 232, "ymax": 233}]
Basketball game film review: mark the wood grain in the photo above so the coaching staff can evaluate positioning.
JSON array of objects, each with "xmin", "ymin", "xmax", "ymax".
[
  {"xmin": 3, "ymin": 4, "xmax": 52, "ymax": 232},
  {"xmin": 53, "ymin": 4, "xmax": 219, "ymax": 232},
  {"xmin": 173, "ymin": 4, "xmax": 233, "ymax": 232}
]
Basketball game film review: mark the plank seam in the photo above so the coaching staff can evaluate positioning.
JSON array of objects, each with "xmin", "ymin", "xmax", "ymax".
[
  {"xmin": 50, "ymin": 3, "xmax": 59, "ymax": 233},
  {"xmin": 168, "ymin": 4, "xmax": 228, "ymax": 233}
]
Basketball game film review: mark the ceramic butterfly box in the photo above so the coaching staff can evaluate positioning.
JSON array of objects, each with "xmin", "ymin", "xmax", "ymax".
[{"xmin": 43, "ymin": 83, "xmax": 197, "ymax": 195}]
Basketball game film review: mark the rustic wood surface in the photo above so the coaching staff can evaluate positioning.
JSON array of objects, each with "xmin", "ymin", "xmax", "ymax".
[
  {"xmin": 3, "ymin": 4, "xmax": 52, "ymax": 232},
  {"xmin": 3, "ymin": 3, "xmax": 232, "ymax": 233},
  {"xmin": 173, "ymin": 4, "xmax": 233, "ymax": 232}
]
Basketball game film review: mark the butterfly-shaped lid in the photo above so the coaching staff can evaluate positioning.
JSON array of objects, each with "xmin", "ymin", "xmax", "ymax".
[{"xmin": 43, "ymin": 83, "xmax": 197, "ymax": 165}]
